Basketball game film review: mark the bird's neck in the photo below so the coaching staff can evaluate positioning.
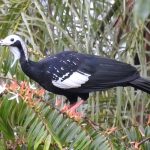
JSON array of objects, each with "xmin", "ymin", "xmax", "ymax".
[
  {"xmin": 19, "ymin": 46, "xmax": 28, "ymax": 64},
  {"xmin": 10, "ymin": 42, "xmax": 28, "ymax": 65},
  {"xmin": 10, "ymin": 42, "xmax": 40, "ymax": 82}
]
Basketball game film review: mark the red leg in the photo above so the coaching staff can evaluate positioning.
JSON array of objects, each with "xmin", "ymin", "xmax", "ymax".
[
  {"xmin": 68, "ymin": 100, "xmax": 84, "ymax": 113},
  {"xmin": 65, "ymin": 100, "xmax": 84, "ymax": 118},
  {"xmin": 61, "ymin": 104, "xmax": 70, "ymax": 112},
  {"xmin": 61, "ymin": 100, "xmax": 85, "ymax": 120}
]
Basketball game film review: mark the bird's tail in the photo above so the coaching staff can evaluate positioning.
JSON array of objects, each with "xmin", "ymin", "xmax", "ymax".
[{"xmin": 129, "ymin": 77, "xmax": 150, "ymax": 94}]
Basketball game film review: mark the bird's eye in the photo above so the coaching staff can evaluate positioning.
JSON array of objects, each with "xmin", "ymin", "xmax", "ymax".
[{"xmin": 10, "ymin": 38, "xmax": 14, "ymax": 42}]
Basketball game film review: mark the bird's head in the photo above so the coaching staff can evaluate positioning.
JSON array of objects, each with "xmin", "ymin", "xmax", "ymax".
[
  {"xmin": 0, "ymin": 34, "xmax": 22, "ymax": 46},
  {"xmin": 0, "ymin": 34, "xmax": 28, "ymax": 67}
]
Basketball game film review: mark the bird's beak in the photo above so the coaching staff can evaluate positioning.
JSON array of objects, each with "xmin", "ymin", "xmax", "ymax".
[
  {"xmin": 0, "ymin": 39, "xmax": 7, "ymax": 46},
  {"xmin": 0, "ymin": 38, "xmax": 10, "ymax": 46}
]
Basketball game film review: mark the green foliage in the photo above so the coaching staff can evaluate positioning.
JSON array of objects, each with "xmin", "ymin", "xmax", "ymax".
[
  {"xmin": 134, "ymin": 0, "xmax": 150, "ymax": 23},
  {"xmin": 0, "ymin": 96, "xmax": 111, "ymax": 149},
  {"xmin": 0, "ymin": 0, "xmax": 150, "ymax": 149}
]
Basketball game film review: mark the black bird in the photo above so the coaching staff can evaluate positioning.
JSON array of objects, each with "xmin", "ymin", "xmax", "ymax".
[{"xmin": 0, "ymin": 35, "xmax": 150, "ymax": 113}]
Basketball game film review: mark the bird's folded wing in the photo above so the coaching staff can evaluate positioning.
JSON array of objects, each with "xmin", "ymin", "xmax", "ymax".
[{"xmin": 44, "ymin": 51, "xmax": 139, "ymax": 90}]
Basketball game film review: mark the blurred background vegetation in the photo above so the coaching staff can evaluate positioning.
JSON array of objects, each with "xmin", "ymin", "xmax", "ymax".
[{"xmin": 0, "ymin": 0, "xmax": 150, "ymax": 149}]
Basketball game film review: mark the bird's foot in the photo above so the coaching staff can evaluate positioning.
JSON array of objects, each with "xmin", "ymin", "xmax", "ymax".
[
  {"xmin": 61, "ymin": 104, "xmax": 70, "ymax": 112},
  {"xmin": 64, "ymin": 100, "xmax": 84, "ymax": 120},
  {"xmin": 67, "ymin": 100, "xmax": 84, "ymax": 114}
]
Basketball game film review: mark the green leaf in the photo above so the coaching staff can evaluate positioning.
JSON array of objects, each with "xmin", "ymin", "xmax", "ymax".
[
  {"xmin": 43, "ymin": 135, "xmax": 51, "ymax": 150},
  {"xmin": 134, "ymin": 0, "xmax": 150, "ymax": 22}
]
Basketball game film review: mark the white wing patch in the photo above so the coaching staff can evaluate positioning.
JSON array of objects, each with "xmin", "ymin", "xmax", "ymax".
[{"xmin": 52, "ymin": 71, "xmax": 91, "ymax": 89}]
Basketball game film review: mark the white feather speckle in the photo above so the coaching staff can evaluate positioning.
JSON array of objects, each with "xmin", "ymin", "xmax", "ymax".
[
  {"xmin": 53, "ymin": 74, "xmax": 58, "ymax": 77},
  {"xmin": 73, "ymin": 62, "xmax": 76, "ymax": 65},
  {"xmin": 63, "ymin": 61, "xmax": 67, "ymax": 64}
]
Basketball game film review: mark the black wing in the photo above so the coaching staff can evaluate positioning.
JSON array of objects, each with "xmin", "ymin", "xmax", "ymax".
[
  {"xmin": 73, "ymin": 54, "xmax": 139, "ymax": 92},
  {"xmin": 38, "ymin": 51, "xmax": 139, "ymax": 92}
]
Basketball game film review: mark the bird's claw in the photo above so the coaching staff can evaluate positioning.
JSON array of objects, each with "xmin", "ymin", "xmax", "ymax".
[
  {"xmin": 60, "ymin": 100, "xmax": 85, "ymax": 121},
  {"xmin": 61, "ymin": 104, "xmax": 70, "ymax": 112}
]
